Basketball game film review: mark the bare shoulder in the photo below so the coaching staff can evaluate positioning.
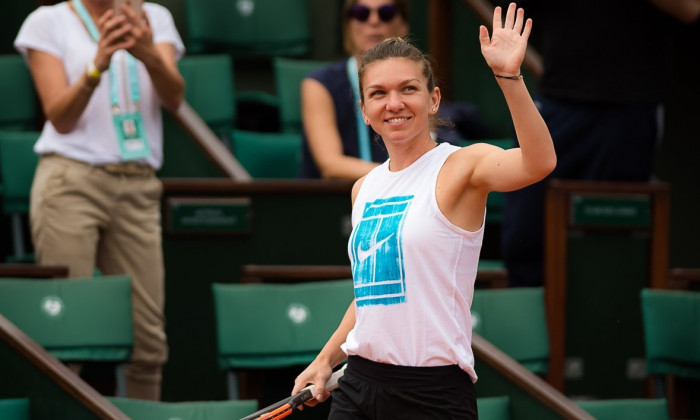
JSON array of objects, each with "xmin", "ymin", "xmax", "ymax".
[{"xmin": 351, "ymin": 175, "xmax": 367, "ymax": 205}]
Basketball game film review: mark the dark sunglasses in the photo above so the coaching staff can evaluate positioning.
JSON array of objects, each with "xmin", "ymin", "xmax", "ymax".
[{"xmin": 349, "ymin": 4, "xmax": 398, "ymax": 23}]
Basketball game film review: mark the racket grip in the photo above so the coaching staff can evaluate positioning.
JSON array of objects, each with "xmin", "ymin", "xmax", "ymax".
[{"xmin": 306, "ymin": 363, "xmax": 347, "ymax": 397}]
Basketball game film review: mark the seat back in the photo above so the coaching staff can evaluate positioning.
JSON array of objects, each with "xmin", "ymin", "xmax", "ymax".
[
  {"xmin": 178, "ymin": 54, "xmax": 236, "ymax": 137},
  {"xmin": 108, "ymin": 397, "xmax": 258, "ymax": 420},
  {"xmin": 0, "ymin": 55, "xmax": 36, "ymax": 131},
  {"xmin": 273, "ymin": 58, "xmax": 331, "ymax": 133},
  {"xmin": 212, "ymin": 279, "xmax": 353, "ymax": 369},
  {"xmin": 184, "ymin": 0, "xmax": 311, "ymax": 58},
  {"xmin": 471, "ymin": 287, "xmax": 549, "ymax": 374},
  {"xmin": 576, "ymin": 398, "xmax": 669, "ymax": 420},
  {"xmin": 231, "ymin": 130, "xmax": 302, "ymax": 178},
  {"xmin": 0, "ymin": 275, "xmax": 133, "ymax": 361},
  {"xmin": 0, "ymin": 130, "xmax": 40, "ymax": 214},
  {"xmin": 0, "ymin": 398, "xmax": 30, "ymax": 420},
  {"xmin": 641, "ymin": 288, "xmax": 700, "ymax": 378},
  {"xmin": 477, "ymin": 396, "xmax": 510, "ymax": 420}
]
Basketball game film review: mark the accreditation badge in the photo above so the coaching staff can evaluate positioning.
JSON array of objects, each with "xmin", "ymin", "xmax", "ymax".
[{"xmin": 113, "ymin": 111, "xmax": 151, "ymax": 161}]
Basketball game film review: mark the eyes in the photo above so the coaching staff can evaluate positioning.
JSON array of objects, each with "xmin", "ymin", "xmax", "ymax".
[{"xmin": 366, "ymin": 84, "xmax": 419, "ymax": 99}]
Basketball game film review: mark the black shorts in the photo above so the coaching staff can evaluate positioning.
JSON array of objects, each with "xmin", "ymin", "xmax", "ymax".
[{"xmin": 329, "ymin": 356, "xmax": 478, "ymax": 420}]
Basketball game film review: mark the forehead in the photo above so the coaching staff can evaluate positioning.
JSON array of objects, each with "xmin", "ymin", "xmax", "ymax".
[
  {"xmin": 355, "ymin": 0, "xmax": 396, "ymax": 8},
  {"xmin": 362, "ymin": 57, "xmax": 425, "ymax": 86}
]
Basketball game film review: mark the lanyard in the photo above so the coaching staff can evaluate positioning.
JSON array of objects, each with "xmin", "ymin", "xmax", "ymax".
[
  {"xmin": 73, "ymin": 0, "xmax": 141, "ymax": 113},
  {"xmin": 346, "ymin": 57, "xmax": 372, "ymax": 162}
]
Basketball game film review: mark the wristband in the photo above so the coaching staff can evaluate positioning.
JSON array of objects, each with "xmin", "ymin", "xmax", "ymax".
[
  {"xmin": 494, "ymin": 73, "xmax": 523, "ymax": 80},
  {"xmin": 86, "ymin": 61, "xmax": 102, "ymax": 81}
]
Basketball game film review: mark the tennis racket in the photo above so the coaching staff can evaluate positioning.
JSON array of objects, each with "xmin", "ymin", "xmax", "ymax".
[{"xmin": 239, "ymin": 364, "xmax": 347, "ymax": 420}]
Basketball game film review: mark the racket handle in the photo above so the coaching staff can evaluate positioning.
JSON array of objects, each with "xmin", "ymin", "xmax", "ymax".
[{"xmin": 306, "ymin": 363, "xmax": 347, "ymax": 397}]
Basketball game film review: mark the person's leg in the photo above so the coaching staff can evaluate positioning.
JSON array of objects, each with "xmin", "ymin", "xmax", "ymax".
[
  {"xmin": 30, "ymin": 156, "xmax": 105, "ymax": 277},
  {"xmin": 97, "ymin": 175, "xmax": 166, "ymax": 401},
  {"xmin": 30, "ymin": 155, "xmax": 112, "ymax": 376}
]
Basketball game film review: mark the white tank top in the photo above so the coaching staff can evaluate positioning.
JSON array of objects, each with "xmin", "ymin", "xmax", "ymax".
[{"xmin": 343, "ymin": 142, "xmax": 483, "ymax": 382}]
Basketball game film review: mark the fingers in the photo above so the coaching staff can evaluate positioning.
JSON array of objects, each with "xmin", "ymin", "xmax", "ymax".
[
  {"xmin": 503, "ymin": 2, "xmax": 516, "ymax": 29},
  {"xmin": 492, "ymin": 6, "xmax": 502, "ymax": 30},
  {"xmin": 478, "ymin": 25, "xmax": 490, "ymax": 47},
  {"xmin": 521, "ymin": 18, "xmax": 533, "ymax": 41},
  {"xmin": 513, "ymin": 7, "xmax": 524, "ymax": 33}
]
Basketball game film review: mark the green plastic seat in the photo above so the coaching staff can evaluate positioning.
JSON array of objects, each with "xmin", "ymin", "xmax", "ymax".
[
  {"xmin": 0, "ymin": 130, "xmax": 40, "ymax": 262},
  {"xmin": 577, "ymin": 398, "xmax": 669, "ymax": 420},
  {"xmin": 641, "ymin": 288, "xmax": 700, "ymax": 417},
  {"xmin": 108, "ymin": 397, "xmax": 258, "ymax": 420},
  {"xmin": 184, "ymin": 0, "xmax": 311, "ymax": 58},
  {"xmin": 641, "ymin": 288, "xmax": 700, "ymax": 379},
  {"xmin": 0, "ymin": 398, "xmax": 30, "ymax": 420},
  {"xmin": 273, "ymin": 57, "xmax": 331, "ymax": 134},
  {"xmin": 0, "ymin": 275, "xmax": 133, "ymax": 395},
  {"xmin": 471, "ymin": 287, "xmax": 549, "ymax": 374},
  {"xmin": 230, "ymin": 130, "xmax": 302, "ymax": 178},
  {"xmin": 212, "ymin": 279, "xmax": 353, "ymax": 399},
  {"xmin": 0, "ymin": 55, "xmax": 37, "ymax": 131},
  {"xmin": 477, "ymin": 396, "xmax": 510, "ymax": 420},
  {"xmin": 159, "ymin": 54, "xmax": 238, "ymax": 177},
  {"xmin": 178, "ymin": 54, "xmax": 236, "ymax": 140}
]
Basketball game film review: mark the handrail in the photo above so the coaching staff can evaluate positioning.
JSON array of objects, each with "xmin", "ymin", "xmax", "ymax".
[
  {"xmin": 171, "ymin": 101, "xmax": 252, "ymax": 182},
  {"xmin": 472, "ymin": 333, "xmax": 595, "ymax": 420},
  {"xmin": 0, "ymin": 263, "xmax": 69, "ymax": 278},
  {"xmin": 0, "ymin": 313, "xmax": 129, "ymax": 420}
]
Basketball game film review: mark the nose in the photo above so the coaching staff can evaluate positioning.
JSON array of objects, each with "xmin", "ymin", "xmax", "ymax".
[{"xmin": 385, "ymin": 91, "xmax": 404, "ymax": 111}]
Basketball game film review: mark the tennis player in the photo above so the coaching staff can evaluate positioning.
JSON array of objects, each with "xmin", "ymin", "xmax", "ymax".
[{"xmin": 292, "ymin": 3, "xmax": 555, "ymax": 418}]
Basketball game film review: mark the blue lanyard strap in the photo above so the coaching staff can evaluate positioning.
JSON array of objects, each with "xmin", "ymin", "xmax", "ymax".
[
  {"xmin": 73, "ymin": 0, "xmax": 141, "ymax": 112},
  {"xmin": 346, "ymin": 57, "xmax": 372, "ymax": 162}
]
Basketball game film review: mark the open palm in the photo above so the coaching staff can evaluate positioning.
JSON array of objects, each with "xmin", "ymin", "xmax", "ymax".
[{"xmin": 479, "ymin": 3, "xmax": 531, "ymax": 77}]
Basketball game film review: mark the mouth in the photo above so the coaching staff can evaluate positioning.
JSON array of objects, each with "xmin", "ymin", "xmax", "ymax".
[{"xmin": 386, "ymin": 117, "xmax": 411, "ymax": 125}]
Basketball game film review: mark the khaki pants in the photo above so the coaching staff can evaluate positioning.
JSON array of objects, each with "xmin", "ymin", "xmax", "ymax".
[{"xmin": 30, "ymin": 154, "xmax": 167, "ymax": 401}]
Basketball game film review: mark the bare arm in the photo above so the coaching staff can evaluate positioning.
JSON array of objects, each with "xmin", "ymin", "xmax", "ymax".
[
  {"xmin": 30, "ymin": 10, "xmax": 133, "ymax": 134},
  {"xmin": 302, "ymin": 78, "xmax": 379, "ymax": 180},
  {"xmin": 471, "ymin": 3, "xmax": 556, "ymax": 192},
  {"xmin": 650, "ymin": 0, "xmax": 700, "ymax": 23},
  {"xmin": 291, "ymin": 300, "xmax": 355, "ymax": 402}
]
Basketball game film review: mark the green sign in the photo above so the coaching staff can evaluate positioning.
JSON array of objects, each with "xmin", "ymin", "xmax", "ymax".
[
  {"xmin": 167, "ymin": 198, "xmax": 251, "ymax": 234},
  {"xmin": 571, "ymin": 194, "xmax": 650, "ymax": 227}
]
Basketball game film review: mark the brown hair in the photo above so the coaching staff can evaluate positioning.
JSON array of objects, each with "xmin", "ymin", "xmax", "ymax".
[{"xmin": 341, "ymin": 0, "xmax": 410, "ymax": 56}]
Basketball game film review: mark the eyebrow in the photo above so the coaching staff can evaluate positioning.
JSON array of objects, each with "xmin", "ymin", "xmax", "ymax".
[{"xmin": 364, "ymin": 78, "xmax": 422, "ymax": 93}]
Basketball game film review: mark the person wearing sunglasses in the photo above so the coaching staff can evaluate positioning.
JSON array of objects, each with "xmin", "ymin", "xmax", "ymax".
[{"xmin": 298, "ymin": 0, "xmax": 409, "ymax": 180}]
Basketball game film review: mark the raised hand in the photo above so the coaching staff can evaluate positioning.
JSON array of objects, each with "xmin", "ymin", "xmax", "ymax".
[{"xmin": 478, "ymin": 2, "xmax": 531, "ymax": 77}]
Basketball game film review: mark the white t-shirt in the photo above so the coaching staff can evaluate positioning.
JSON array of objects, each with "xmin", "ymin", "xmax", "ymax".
[
  {"xmin": 344, "ymin": 143, "xmax": 483, "ymax": 382},
  {"xmin": 14, "ymin": 2, "xmax": 185, "ymax": 169}
]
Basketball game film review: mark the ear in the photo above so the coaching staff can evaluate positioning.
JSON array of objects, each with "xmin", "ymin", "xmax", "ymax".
[
  {"xmin": 360, "ymin": 101, "xmax": 370, "ymax": 125},
  {"xmin": 430, "ymin": 87, "xmax": 441, "ymax": 115}
]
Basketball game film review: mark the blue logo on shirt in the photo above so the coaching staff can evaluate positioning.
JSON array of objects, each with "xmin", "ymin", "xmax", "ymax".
[{"xmin": 350, "ymin": 195, "xmax": 413, "ymax": 306}]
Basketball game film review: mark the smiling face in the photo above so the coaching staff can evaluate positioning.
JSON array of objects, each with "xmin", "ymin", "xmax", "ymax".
[
  {"xmin": 360, "ymin": 57, "xmax": 440, "ymax": 147},
  {"xmin": 345, "ymin": 0, "xmax": 409, "ymax": 56}
]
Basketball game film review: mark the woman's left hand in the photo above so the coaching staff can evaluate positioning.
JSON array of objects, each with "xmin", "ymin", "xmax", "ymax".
[
  {"xmin": 119, "ymin": 4, "xmax": 156, "ymax": 62},
  {"xmin": 478, "ymin": 2, "xmax": 531, "ymax": 77}
]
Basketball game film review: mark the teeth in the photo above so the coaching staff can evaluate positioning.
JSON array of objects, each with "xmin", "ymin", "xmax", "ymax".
[{"xmin": 388, "ymin": 118, "xmax": 407, "ymax": 124}]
